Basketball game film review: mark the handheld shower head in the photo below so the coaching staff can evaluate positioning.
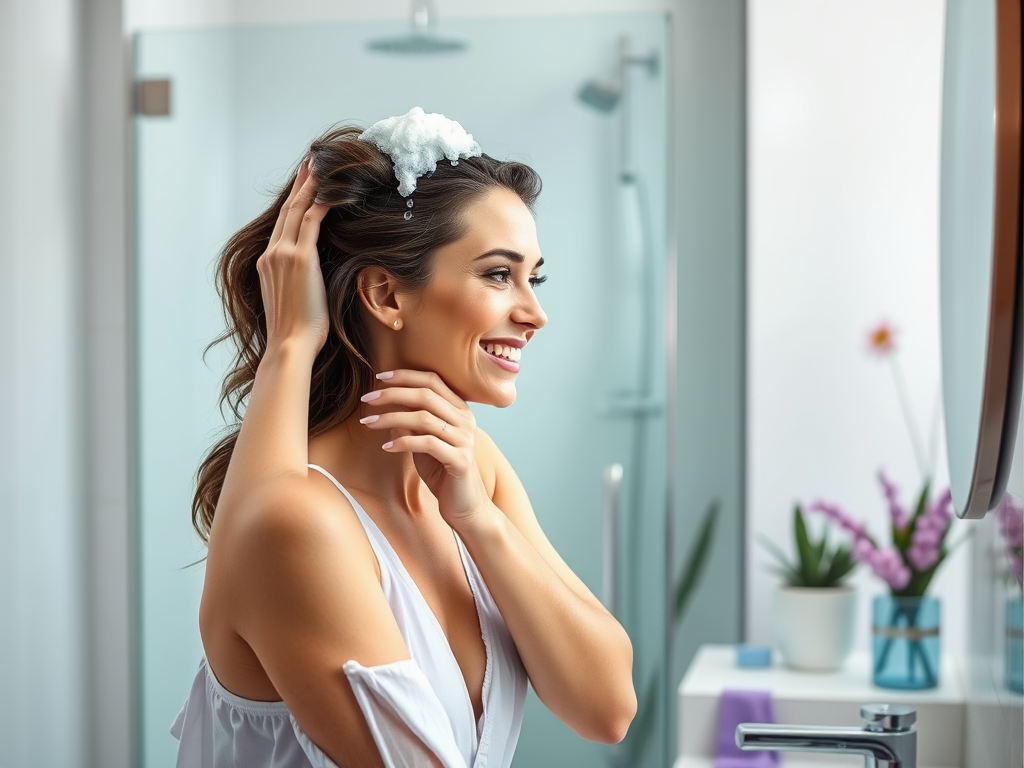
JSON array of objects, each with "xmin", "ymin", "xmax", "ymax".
[
  {"xmin": 577, "ymin": 37, "xmax": 659, "ymax": 113},
  {"xmin": 578, "ymin": 80, "xmax": 622, "ymax": 112}
]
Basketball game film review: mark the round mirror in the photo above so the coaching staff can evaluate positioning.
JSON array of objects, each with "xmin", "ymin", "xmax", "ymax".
[{"xmin": 939, "ymin": 0, "xmax": 1022, "ymax": 519}]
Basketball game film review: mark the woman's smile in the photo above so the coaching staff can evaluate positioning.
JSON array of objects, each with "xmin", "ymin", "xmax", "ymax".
[{"xmin": 480, "ymin": 338, "xmax": 525, "ymax": 372}]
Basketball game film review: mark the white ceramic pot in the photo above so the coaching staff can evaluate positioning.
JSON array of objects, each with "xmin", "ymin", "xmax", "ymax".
[{"xmin": 773, "ymin": 584, "xmax": 857, "ymax": 671}]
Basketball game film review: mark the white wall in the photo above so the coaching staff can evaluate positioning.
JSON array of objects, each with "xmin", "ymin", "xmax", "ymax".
[
  {"xmin": 0, "ymin": 1, "xmax": 89, "ymax": 766},
  {"xmin": 747, "ymin": 0, "xmax": 966, "ymax": 656}
]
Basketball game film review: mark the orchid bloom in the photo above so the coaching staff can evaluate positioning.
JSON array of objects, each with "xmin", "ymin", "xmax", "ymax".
[
  {"xmin": 808, "ymin": 499, "xmax": 866, "ymax": 539},
  {"xmin": 877, "ymin": 468, "xmax": 909, "ymax": 532},
  {"xmin": 867, "ymin": 321, "xmax": 897, "ymax": 357}
]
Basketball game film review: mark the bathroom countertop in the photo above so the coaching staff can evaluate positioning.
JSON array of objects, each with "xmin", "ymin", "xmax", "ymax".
[
  {"xmin": 673, "ymin": 756, "xmax": 916, "ymax": 767},
  {"xmin": 676, "ymin": 644, "xmax": 965, "ymax": 768},
  {"xmin": 679, "ymin": 644, "xmax": 965, "ymax": 703},
  {"xmin": 673, "ymin": 757, "xmax": 953, "ymax": 768}
]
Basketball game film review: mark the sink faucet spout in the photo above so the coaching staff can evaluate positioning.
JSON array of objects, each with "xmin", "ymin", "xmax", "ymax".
[
  {"xmin": 736, "ymin": 723, "xmax": 908, "ymax": 767},
  {"xmin": 734, "ymin": 704, "xmax": 917, "ymax": 768}
]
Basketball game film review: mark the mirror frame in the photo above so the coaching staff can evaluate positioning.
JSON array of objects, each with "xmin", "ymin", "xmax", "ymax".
[{"xmin": 947, "ymin": 0, "xmax": 1023, "ymax": 518}]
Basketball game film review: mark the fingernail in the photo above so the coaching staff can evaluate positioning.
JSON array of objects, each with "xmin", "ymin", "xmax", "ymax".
[
  {"xmin": 359, "ymin": 415, "xmax": 379, "ymax": 424},
  {"xmin": 376, "ymin": 371, "xmax": 394, "ymax": 380},
  {"xmin": 382, "ymin": 441, "xmax": 394, "ymax": 450},
  {"xmin": 360, "ymin": 390, "xmax": 382, "ymax": 402}
]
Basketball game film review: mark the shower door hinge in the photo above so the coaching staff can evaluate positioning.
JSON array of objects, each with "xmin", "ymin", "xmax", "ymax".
[{"xmin": 134, "ymin": 79, "xmax": 171, "ymax": 116}]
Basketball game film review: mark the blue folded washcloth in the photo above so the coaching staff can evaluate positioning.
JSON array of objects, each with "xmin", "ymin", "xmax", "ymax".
[{"xmin": 714, "ymin": 689, "xmax": 779, "ymax": 768}]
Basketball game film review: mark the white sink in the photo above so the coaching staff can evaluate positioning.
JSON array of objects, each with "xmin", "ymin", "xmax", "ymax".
[{"xmin": 676, "ymin": 645, "xmax": 965, "ymax": 768}]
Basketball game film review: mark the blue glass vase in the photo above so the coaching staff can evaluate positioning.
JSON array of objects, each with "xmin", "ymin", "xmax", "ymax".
[
  {"xmin": 1006, "ymin": 594, "xmax": 1023, "ymax": 694},
  {"xmin": 872, "ymin": 595, "xmax": 941, "ymax": 690}
]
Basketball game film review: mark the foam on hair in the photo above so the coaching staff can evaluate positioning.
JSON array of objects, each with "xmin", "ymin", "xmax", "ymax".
[{"xmin": 358, "ymin": 107, "xmax": 482, "ymax": 196}]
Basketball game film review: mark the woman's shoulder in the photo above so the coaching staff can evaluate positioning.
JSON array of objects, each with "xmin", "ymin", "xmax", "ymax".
[{"xmin": 214, "ymin": 470, "xmax": 379, "ymax": 583}]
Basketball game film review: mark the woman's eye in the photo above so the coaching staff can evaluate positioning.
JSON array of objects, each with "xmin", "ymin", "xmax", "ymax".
[
  {"xmin": 484, "ymin": 268, "xmax": 512, "ymax": 283},
  {"xmin": 483, "ymin": 268, "xmax": 547, "ymax": 288}
]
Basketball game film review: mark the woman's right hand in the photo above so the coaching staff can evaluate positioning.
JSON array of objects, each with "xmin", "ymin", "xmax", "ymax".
[{"xmin": 257, "ymin": 157, "xmax": 330, "ymax": 358}]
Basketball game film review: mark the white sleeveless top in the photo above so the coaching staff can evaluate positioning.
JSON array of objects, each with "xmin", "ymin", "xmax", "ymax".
[{"xmin": 170, "ymin": 464, "xmax": 527, "ymax": 768}]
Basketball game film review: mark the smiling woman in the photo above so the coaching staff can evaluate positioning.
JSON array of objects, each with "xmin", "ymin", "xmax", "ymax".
[
  {"xmin": 175, "ymin": 114, "xmax": 636, "ymax": 768},
  {"xmin": 191, "ymin": 124, "xmax": 544, "ymax": 537}
]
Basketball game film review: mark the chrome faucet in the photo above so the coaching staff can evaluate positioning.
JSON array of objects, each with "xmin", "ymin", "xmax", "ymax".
[{"xmin": 735, "ymin": 703, "xmax": 917, "ymax": 768}]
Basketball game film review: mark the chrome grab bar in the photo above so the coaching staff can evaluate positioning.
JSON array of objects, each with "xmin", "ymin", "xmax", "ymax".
[{"xmin": 602, "ymin": 464, "xmax": 624, "ymax": 616}]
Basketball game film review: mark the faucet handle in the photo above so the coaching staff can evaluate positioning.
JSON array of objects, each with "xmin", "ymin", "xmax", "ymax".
[{"xmin": 860, "ymin": 703, "xmax": 917, "ymax": 732}]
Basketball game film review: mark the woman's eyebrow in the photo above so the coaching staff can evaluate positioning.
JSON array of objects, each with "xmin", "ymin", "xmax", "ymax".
[{"xmin": 474, "ymin": 249, "xmax": 544, "ymax": 268}]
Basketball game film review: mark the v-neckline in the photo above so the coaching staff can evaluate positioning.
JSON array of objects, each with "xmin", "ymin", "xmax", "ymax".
[{"xmin": 309, "ymin": 465, "xmax": 491, "ymax": 744}]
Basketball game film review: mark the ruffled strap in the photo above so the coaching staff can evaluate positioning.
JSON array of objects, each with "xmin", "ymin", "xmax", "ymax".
[{"xmin": 291, "ymin": 659, "xmax": 469, "ymax": 768}]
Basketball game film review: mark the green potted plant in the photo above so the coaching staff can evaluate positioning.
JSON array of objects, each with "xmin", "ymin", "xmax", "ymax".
[{"xmin": 761, "ymin": 504, "xmax": 858, "ymax": 671}]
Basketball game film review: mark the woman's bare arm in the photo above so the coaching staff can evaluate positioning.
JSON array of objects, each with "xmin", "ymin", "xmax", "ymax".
[
  {"xmin": 217, "ymin": 158, "xmax": 328, "ymax": 515},
  {"xmin": 468, "ymin": 430, "xmax": 636, "ymax": 743}
]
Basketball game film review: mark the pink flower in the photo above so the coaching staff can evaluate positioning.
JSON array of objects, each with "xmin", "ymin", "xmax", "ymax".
[
  {"xmin": 912, "ymin": 527, "xmax": 942, "ymax": 547},
  {"xmin": 877, "ymin": 468, "xmax": 909, "ymax": 532},
  {"xmin": 900, "ymin": 485, "xmax": 952, "ymax": 574},
  {"xmin": 852, "ymin": 538, "xmax": 911, "ymax": 590},
  {"xmin": 867, "ymin": 321, "xmax": 897, "ymax": 357},
  {"xmin": 808, "ymin": 499, "xmax": 866, "ymax": 539},
  {"xmin": 928, "ymin": 488, "xmax": 953, "ymax": 524},
  {"xmin": 873, "ymin": 546, "xmax": 912, "ymax": 591},
  {"xmin": 908, "ymin": 542, "xmax": 940, "ymax": 572},
  {"xmin": 811, "ymin": 482, "xmax": 957, "ymax": 593},
  {"xmin": 854, "ymin": 538, "xmax": 877, "ymax": 561}
]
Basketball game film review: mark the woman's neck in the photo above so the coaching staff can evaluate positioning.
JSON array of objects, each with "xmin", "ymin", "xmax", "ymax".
[{"xmin": 308, "ymin": 408, "xmax": 433, "ymax": 517}]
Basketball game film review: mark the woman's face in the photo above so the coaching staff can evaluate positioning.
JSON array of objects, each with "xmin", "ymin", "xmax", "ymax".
[{"xmin": 397, "ymin": 187, "xmax": 548, "ymax": 407}]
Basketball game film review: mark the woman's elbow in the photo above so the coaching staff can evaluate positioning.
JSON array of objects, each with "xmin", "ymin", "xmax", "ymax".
[
  {"xmin": 596, "ymin": 631, "xmax": 637, "ymax": 743},
  {"xmin": 589, "ymin": 685, "xmax": 638, "ymax": 744}
]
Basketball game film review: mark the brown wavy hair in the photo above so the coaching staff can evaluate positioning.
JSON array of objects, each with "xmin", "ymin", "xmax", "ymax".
[{"xmin": 192, "ymin": 124, "xmax": 542, "ymax": 542}]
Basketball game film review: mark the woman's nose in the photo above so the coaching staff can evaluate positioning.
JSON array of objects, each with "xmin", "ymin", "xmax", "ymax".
[{"xmin": 513, "ymin": 287, "xmax": 548, "ymax": 330}]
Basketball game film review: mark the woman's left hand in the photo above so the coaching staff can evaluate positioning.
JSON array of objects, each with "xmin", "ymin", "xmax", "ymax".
[{"xmin": 359, "ymin": 369, "xmax": 492, "ymax": 532}]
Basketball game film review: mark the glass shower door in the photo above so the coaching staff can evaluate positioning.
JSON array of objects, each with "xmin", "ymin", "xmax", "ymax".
[{"xmin": 134, "ymin": 13, "xmax": 670, "ymax": 768}]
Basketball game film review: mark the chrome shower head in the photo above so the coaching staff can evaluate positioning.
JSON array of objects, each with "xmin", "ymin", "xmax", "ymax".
[
  {"xmin": 366, "ymin": 0, "xmax": 467, "ymax": 55},
  {"xmin": 367, "ymin": 35, "xmax": 466, "ymax": 54}
]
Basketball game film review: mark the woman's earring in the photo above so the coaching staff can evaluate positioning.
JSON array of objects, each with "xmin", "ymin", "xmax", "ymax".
[{"xmin": 393, "ymin": 319, "xmax": 402, "ymax": 330}]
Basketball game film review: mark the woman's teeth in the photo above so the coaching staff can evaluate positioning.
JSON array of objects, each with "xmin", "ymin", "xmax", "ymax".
[{"xmin": 481, "ymin": 343, "xmax": 521, "ymax": 363}]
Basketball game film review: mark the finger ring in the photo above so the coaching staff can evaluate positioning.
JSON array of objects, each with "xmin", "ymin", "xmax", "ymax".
[{"xmin": 440, "ymin": 420, "xmax": 448, "ymax": 432}]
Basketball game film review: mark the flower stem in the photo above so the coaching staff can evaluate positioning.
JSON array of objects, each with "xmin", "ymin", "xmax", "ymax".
[{"xmin": 888, "ymin": 356, "xmax": 928, "ymax": 478}]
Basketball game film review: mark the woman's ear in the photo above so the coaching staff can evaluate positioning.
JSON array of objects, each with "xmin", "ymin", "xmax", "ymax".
[{"xmin": 357, "ymin": 267, "xmax": 404, "ymax": 331}]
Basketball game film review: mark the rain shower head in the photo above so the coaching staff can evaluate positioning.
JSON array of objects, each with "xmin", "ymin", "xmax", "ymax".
[
  {"xmin": 367, "ymin": 35, "xmax": 466, "ymax": 54},
  {"xmin": 367, "ymin": 0, "xmax": 466, "ymax": 55},
  {"xmin": 578, "ymin": 80, "xmax": 622, "ymax": 112}
]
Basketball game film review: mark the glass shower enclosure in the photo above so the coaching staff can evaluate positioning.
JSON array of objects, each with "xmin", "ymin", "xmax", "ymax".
[{"xmin": 134, "ymin": 12, "xmax": 670, "ymax": 768}]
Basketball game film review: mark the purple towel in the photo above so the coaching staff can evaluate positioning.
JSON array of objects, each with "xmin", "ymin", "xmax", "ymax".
[{"xmin": 714, "ymin": 689, "xmax": 779, "ymax": 768}]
